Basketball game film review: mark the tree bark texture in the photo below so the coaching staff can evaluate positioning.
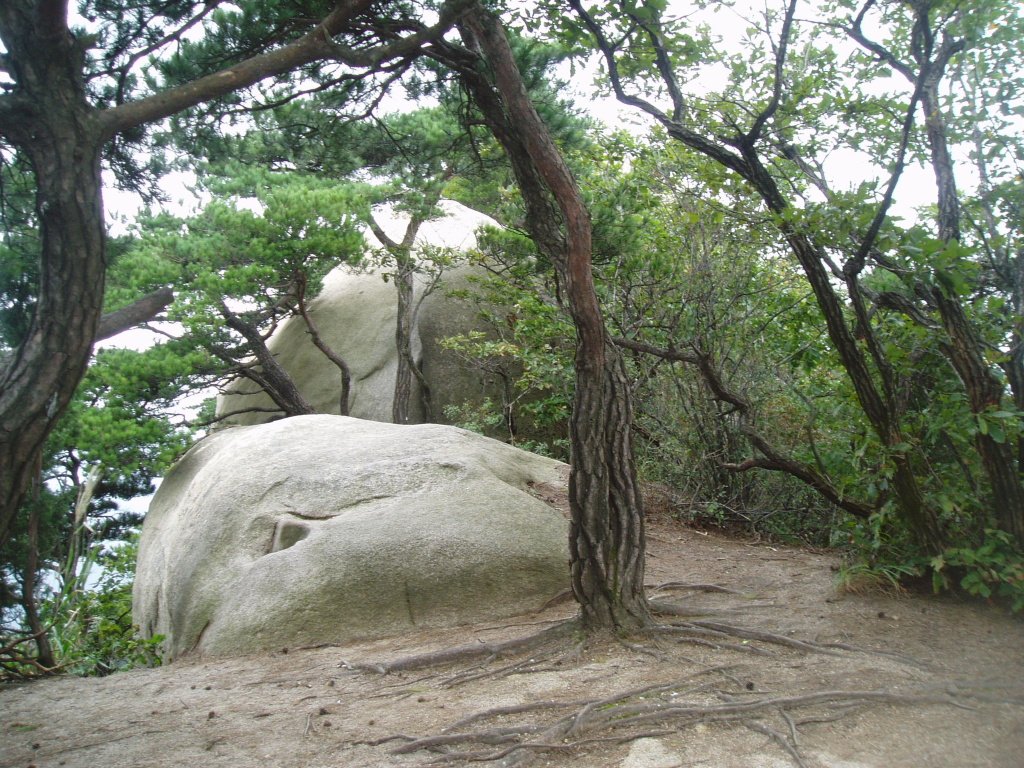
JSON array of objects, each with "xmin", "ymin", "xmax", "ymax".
[
  {"xmin": 221, "ymin": 310, "xmax": 316, "ymax": 418},
  {"xmin": 392, "ymin": 262, "xmax": 417, "ymax": 424},
  {"xmin": 0, "ymin": 5, "xmax": 107, "ymax": 541},
  {"xmin": 456, "ymin": 6, "xmax": 652, "ymax": 635}
]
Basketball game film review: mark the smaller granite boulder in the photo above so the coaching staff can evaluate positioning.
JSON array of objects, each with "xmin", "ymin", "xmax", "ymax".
[{"xmin": 133, "ymin": 415, "xmax": 570, "ymax": 659}]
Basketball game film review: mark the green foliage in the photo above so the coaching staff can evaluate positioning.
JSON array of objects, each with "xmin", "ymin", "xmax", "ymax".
[
  {"xmin": 42, "ymin": 537, "xmax": 164, "ymax": 676},
  {"xmin": 932, "ymin": 531, "xmax": 1024, "ymax": 611},
  {"xmin": 107, "ymin": 169, "xmax": 369, "ymax": 419},
  {"xmin": 2, "ymin": 267, "xmax": 196, "ymax": 677},
  {"xmin": 123, "ymin": 167, "xmax": 368, "ymax": 307},
  {"xmin": 7, "ymin": 2, "xmax": 1024, "ymax": 683},
  {"xmin": 835, "ymin": 558, "xmax": 921, "ymax": 595},
  {"xmin": 441, "ymin": 234, "xmax": 575, "ymax": 458}
]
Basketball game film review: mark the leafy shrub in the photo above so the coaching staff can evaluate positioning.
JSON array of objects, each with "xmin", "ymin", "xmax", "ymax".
[
  {"xmin": 931, "ymin": 530, "xmax": 1024, "ymax": 612},
  {"xmin": 41, "ymin": 537, "xmax": 163, "ymax": 676}
]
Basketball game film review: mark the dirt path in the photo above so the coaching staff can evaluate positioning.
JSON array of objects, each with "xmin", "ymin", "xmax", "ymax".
[{"xmin": 3, "ymin": 518, "xmax": 1022, "ymax": 768}]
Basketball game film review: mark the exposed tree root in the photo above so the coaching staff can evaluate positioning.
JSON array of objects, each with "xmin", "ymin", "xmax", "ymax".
[
  {"xmin": 648, "ymin": 612, "xmax": 923, "ymax": 666},
  {"xmin": 647, "ymin": 581, "xmax": 750, "ymax": 597},
  {"xmin": 394, "ymin": 681, "xmax": 978, "ymax": 767},
  {"xmin": 745, "ymin": 718, "xmax": 809, "ymax": 768},
  {"xmin": 343, "ymin": 588, "xmax": 1017, "ymax": 767},
  {"xmin": 339, "ymin": 621, "xmax": 576, "ymax": 678},
  {"xmin": 648, "ymin": 599, "xmax": 762, "ymax": 619}
]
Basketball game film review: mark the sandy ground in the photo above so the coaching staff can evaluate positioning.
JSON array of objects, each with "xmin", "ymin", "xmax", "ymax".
[{"xmin": 2, "ymin": 515, "xmax": 1022, "ymax": 768}]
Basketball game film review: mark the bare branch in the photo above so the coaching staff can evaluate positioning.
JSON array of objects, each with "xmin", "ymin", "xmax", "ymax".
[
  {"xmin": 745, "ymin": 0, "xmax": 798, "ymax": 144},
  {"xmin": 628, "ymin": 13, "xmax": 685, "ymax": 121},
  {"xmin": 612, "ymin": 337, "xmax": 874, "ymax": 519},
  {"xmin": 567, "ymin": 0, "xmax": 750, "ymax": 180},
  {"xmin": 847, "ymin": 0, "xmax": 914, "ymax": 82},
  {"xmin": 613, "ymin": 336, "xmax": 698, "ymax": 365},
  {"xmin": 95, "ymin": 287, "xmax": 174, "ymax": 341}
]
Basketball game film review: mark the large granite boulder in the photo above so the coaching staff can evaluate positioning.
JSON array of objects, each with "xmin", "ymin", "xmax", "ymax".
[
  {"xmin": 216, "ymin": 201, "xmax": 500, "ymax": 426},
  {"xmin": 133, "ymin": 415, "xmax": 570, "ymax": 659}
]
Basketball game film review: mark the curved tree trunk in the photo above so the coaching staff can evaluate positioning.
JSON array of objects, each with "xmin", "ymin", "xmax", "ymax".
[
  {"xmin": 0, "ymin": 7, "xmax": 107, "ymax": 542},
  {"xmin": 297, "ymin": 279, "xmax": 352, "ymax": 416},
  {"xmin": 454, "ymin": 6, "xmax": 652, "ymax": 635}
]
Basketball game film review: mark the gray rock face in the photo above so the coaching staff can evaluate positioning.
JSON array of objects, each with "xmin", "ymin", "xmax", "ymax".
[
  {"xmin": 133, "ymin": 415, "xmax": 570, "ymax": 659},
  {"xmin": 216, "ymin": 201, "xmax": 499, "ymax": 426}
]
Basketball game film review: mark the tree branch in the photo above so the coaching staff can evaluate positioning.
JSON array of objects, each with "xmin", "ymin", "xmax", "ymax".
[
  {"xmin": 99, "ymin": 0, "xmax": 473, "ymax": 138},
  {"xmin": 95, "ymin": 287, "xmax": 174, "ymax": 342},
  {"xmin": 112, "ymin": 1, "xmax": 219, "ymax": 106},
  {"xmin": 612, "ymin": 337, "xmax": 874, "ymax": 519},
  {"xmin": 847, "ymin": 0, "xmax": 914, "ymax": 82},
  {"xmin": 745, "ymin": 0, "xmax": 798, "ymax": 144},
  {"xmin": 295, "ymin": 274, "xmax": 352, "ymax": 416}
]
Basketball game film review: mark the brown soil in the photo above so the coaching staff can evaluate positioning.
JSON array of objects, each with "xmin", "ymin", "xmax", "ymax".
[{"xmin": 2, "ymin": 514, "xmax": 1022, "ymax": 768}]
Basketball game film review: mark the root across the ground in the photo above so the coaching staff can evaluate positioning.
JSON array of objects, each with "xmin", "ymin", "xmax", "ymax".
[{"xmin": 2, "ymin": 518, "xmax": 1022, "ymax": 768}]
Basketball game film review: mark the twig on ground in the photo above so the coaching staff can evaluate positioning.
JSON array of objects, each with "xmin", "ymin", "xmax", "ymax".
[{"xmin": 745, "ymin": 718, "xmax": 809, "ymax": 768}]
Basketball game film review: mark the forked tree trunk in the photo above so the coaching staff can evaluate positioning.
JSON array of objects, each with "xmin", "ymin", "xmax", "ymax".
[
  {"xmin": 455, "ymin": 6, "xmax": 652, "ymax": 635},
  {"xmin": 368, "ymin": 215, "xmax": 429, "ymax": 425}
]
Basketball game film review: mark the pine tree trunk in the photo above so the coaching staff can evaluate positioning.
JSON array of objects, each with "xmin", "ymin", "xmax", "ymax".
[
  {"xmin": 392, "ymin": 261, "xmax": 417, "ymax": 424},
  {"xmin": 455, "ymin": 5, "xmax": 652, "ymax": 635},
  {"xmin": 0, "ymin": 8, "xmax": 107, "ymax": 541},
  {"xmin": 569, "ymin": 339, "xmax": 650, "ymax": 633}
]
